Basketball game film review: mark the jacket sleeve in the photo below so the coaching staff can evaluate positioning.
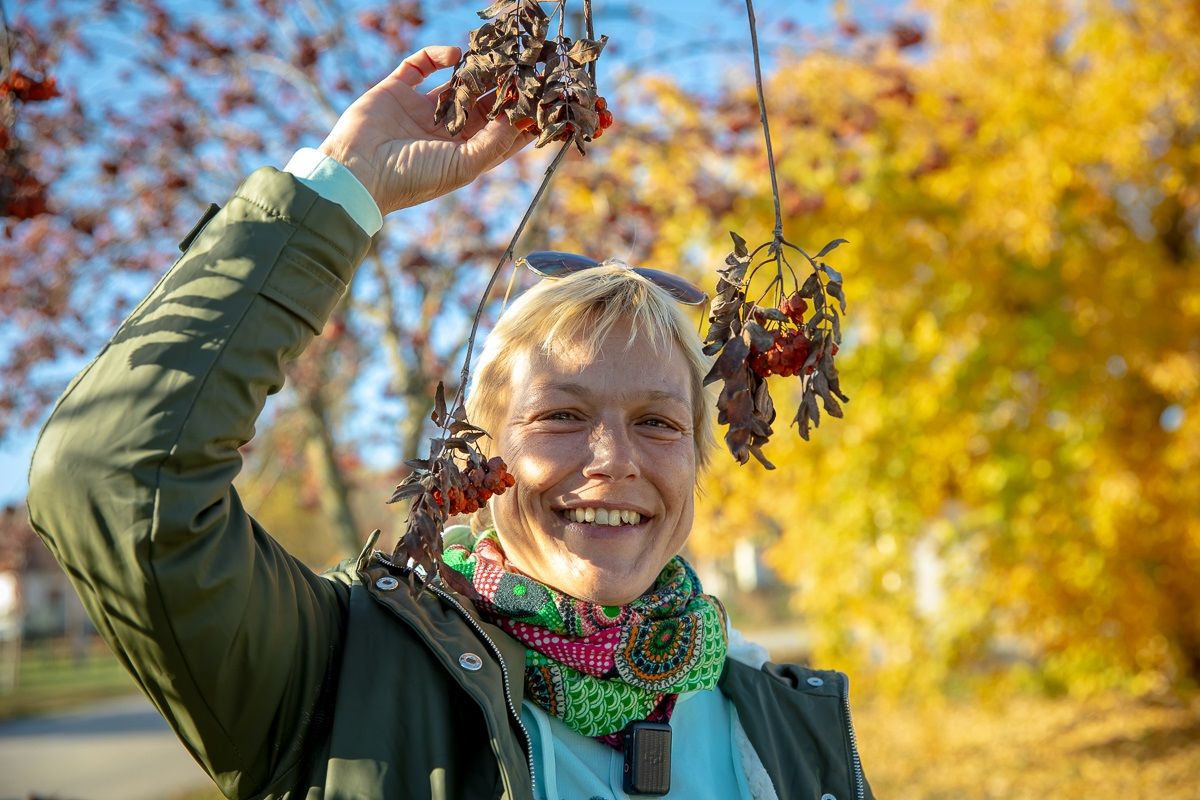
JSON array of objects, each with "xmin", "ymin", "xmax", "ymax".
[{"xmin": 26, "ymin": 168, "xmax": 373, "ymax": 797}]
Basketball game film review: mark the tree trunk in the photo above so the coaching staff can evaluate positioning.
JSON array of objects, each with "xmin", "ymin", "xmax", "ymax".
[{"xmin": 302, "ymin": 390, "xmax": 362, "ymax": 555}]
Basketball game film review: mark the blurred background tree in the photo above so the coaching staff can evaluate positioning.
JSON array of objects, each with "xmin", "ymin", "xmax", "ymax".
[
  {"xmin": 535, "ymin": 0, "xmax": 1200, "ymax": 698},
  {"xmin": 1, "ymin": 0, "xmax": 529, "ymax": 555},
  {"xmin": 3, "ymin": 0, "xmax": 1198, "ymax": 708}
]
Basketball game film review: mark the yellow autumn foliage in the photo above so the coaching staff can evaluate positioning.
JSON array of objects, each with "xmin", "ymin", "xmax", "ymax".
[{"xmin": 548, "ymin": 0, "xmax": 1200, "ymax": 695}]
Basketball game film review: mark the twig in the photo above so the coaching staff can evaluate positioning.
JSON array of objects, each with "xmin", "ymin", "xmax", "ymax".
[
  {"xmin": 240, "ymin": 52, "xmax": 340, "ymax": 124},
  {"xmin": 583, "ymin": 0, "xmax": 596, "ymax": 82},
  {"xmin": 0, "ymin": 2, "xmax": 12, "ymax": 132},
  {"xmin": 0, "ymin": 1, "xmax": 12, "ymax": 78},
  {"xmin": 447, "ymin": 141, "xmax": 573, "ymax": 416},
  {"xmin": 744, "ymin": 0, "xmax": 784, "ymax": 245}
]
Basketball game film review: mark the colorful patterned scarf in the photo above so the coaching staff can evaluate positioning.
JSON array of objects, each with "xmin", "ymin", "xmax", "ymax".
[{"xmin": 443, "ymin": 530, "xmax": 729, "ymax": 745}]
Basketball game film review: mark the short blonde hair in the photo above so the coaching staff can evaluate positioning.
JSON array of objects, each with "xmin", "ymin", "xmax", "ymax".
[{"xmin": 466, "ymin": 264, "xmax": 715, "ymax": 475}]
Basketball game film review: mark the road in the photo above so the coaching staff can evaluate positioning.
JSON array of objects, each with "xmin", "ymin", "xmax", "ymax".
[{"xmin": 0, "ymin": 693, "xmax": 213, "ymax": 800}]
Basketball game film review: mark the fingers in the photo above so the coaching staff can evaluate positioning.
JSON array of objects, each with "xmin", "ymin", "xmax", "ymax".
[
  {"xmin": 388, "ymin": 45, "xmax": 462, "ymax": 88},
  {"xmin": 480, "ymin": 131, "xmax": 536, "ymax": 175},
  {"xmin": 424, "ymin": 79, "xmax": 452, "ymax": 100},
  {"xmin": 460, "ymin": 92, "xmax": 501, "ymax": 140},
  {"xmin": 457, "ymin": 116, "xmax": 534, "ymax": 177}
]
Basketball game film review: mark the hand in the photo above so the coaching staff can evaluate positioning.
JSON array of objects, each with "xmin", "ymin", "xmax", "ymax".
[{"xmin": 318, "ymin": 45, "xmax": 533, "ymax": 216}]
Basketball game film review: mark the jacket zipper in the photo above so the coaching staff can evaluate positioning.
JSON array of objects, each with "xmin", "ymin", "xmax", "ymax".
[
  {"xmin": 374, "ymin": 554, "xmax": 537, "ymax": 799},
  {"xmin": 840, "ymin": 675, "xmax": 866, "ymax": 800}
]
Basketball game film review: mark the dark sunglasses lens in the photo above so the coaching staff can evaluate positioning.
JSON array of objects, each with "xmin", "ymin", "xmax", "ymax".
[
  {"xmin": 519, "ymin": 251, "xmax": 601, "ymax": 278},
  {"xmin": 632, "ymin": 267, "xmax": 708, "ymax": 306},
  {"xmin": 518, "ymin": 251, "xmax": 708, "ymax": 306}
]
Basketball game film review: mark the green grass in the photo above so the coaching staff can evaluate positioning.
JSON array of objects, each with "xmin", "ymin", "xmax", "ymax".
[{"xmin": 0, "ymin": 638, "xmax": 138, "ymax": 720}]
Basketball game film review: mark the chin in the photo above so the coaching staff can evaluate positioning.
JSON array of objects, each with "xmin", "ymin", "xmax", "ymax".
[{"xmin": 563, "ymin": 563, "xmax": 654, "ymax": 606}]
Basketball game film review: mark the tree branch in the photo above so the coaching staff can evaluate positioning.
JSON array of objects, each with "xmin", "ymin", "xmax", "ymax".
[{"xmin": 744, "ymin": 0, "xmax": 784, "ymax": 244}]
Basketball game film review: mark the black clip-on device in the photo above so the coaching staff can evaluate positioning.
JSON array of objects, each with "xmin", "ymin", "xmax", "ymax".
[{"xmin": 622, "ymin": 720, "xmax": 672, "ymax": 796}]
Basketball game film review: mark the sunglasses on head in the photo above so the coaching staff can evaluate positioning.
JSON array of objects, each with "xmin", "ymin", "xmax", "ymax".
[{"xmin": 516, "ymin": 251, "xmax": 709, "ymax": 306}]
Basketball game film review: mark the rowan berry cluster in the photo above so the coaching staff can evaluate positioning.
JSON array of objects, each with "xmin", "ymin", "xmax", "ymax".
[
  {"xmin": 435, "ymin": 2, "xmax": 609, "ymax": 153},
  {"xmin": 750, "ymin": 329, "xmax": 812, "ymax": 378},
  {"xmin": 779, "ymin": 291, "xmax": 807, "ymax": 323},
  {"xmin": 514, "ymin": 94, "xmax": 614, "ymax": 142},
  {"xmin": 430, "ymin": 456, "xmax": 516, "ymax": 516},
  {"xmin": 592, "ymin": 97, "xmax": 615, "ymax": 138}
]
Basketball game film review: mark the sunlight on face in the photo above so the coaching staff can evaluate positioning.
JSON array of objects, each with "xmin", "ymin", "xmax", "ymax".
[{"xmin": 489, "ymin": 319, "xmax": 697, "ymax": 605}]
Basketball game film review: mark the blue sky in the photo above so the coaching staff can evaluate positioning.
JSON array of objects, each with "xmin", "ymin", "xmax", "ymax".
[{"xmin": 0, "ymin": 0, "xmax": 838, "ymax": 504}]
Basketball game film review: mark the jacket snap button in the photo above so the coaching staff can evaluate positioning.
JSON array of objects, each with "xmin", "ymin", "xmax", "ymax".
[
  {"xmin": 807, "ymin": 676, "xmax": 825, "ymax": 687},
  {"xmin": 821, "ymin": 794, "xmax": 837, "ymax": 800},
  {"xmin": 459, "ymin": 652, "xmax": 483, "ymax": 671},
  {"xmin": 375, "ymin": 576, "xmax": 399, "ymax": 591}
]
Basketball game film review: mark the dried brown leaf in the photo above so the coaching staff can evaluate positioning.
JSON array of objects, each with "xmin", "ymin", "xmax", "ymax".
[
  {"xmin": 566, "ymin": 35, "xmax": 608, "ymax": 65},
  {"xmin": 799, "ymin": 272, "xmax": 822, "ymax": 299},
  {"xmin": 743, "ymin": 320, "xmax": 775, "ymax": 353}
]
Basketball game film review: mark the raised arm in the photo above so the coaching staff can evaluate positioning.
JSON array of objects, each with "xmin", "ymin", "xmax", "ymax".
[{"xmin": 25, "ymin": 46, "xmax": 529, "ymax": 797}]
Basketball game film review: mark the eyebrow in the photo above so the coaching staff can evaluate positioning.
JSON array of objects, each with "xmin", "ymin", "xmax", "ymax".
[{"xmin": 539, "ymin": 381, "xmax": 690, "ymax": 407}]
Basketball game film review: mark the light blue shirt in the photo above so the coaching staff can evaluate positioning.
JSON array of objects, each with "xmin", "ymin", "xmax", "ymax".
[
  {"xmin": 520, "ymin": 688, "xmax": 753, "ymax": 800},
  {"xmin": 283, "ymin": 148, "xmax": 383, "ymax": 235}
]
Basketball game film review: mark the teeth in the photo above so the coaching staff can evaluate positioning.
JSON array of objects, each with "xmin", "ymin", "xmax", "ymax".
[{"xmin": 565, "ymin": 508, "xmax": 644, "ymax": 525}]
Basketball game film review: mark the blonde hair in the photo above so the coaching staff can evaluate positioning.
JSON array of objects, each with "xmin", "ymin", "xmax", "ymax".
[{"xmin": 466, "ymin": 263, "xmax": 715, "ymax": 476}]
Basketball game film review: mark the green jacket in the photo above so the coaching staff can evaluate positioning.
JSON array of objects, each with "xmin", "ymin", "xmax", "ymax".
[{"xmin": 27, "ymin": 168, "xmax": 873, "ymax": 800}]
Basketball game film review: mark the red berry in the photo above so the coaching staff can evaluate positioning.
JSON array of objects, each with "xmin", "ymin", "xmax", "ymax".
[
  {"xmin": 780, "ymin": 292, "xmax": 807, "ymax": 323},
  {"xmin": 595, "ymin": 96, "xmax": 608, "ymax": 112}
]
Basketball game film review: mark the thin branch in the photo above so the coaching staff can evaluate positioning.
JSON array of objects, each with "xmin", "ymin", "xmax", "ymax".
[
  {"xmin": 611, "ymin": 35, "xmax": 792, "ymax": 75},
  {"xmin": 240, "ymin": 52, "xmax": 340, "ymax": 124},
  {"xmin": 744, "ymin": 0, "xmax": 784, "ymax": 244},
  {"xmin": 0, "ymin": 0, "xmax": 12, "ymax": 78},
  {"xmin": 0, "ymin": 2, "xmax": 13, "ymax": 131},
  {"xmin": 583, "ymin": 0, "xmax": 596, "ymax": 82},
  {"xmin": 448, "ymin": 141, "xmax": 573, "ymax": 415}
]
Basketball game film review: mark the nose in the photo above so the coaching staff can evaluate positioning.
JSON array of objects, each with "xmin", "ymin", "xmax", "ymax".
[{"xmin": 583, "ymin": 421, "xmax": 639, "ymax": 481}]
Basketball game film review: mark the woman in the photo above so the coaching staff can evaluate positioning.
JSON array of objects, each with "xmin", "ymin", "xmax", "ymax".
[{"xmin": 26, "ymin": 46, "xmax": 872, "ymax": 800}]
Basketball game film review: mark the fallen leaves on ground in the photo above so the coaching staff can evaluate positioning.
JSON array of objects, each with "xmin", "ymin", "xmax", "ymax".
[{"xmin": 856, "ymin": 693, "xmax": 1200, "ymax": 798}]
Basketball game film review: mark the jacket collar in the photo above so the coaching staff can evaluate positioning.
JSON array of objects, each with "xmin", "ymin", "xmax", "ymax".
[{"xmin": 357, "ymin": 547, "xmax": 527, "ymax": 709}]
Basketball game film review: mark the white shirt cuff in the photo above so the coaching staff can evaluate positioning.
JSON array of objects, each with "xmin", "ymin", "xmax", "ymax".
[{"xmin": 284, "ymin": 148, "xmax": 383, "ymax": 236}]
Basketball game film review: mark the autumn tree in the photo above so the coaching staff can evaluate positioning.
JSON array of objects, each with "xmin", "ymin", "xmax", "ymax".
[
  {"xmin": 7, "ymin": 0, "xmax": 1198, "ymax": 695},
  {"xmin": 543, "ymin": 0, "xmax": 1200, "ymax": 694},
  {"xmin": 1, "ymin": 0, "xmax": 534, "ymax": 553}
]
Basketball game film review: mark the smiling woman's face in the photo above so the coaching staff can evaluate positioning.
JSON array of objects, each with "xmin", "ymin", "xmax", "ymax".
[{"xmin": 489, "ymin": 318, "xmax": 697, "ymax": 606}]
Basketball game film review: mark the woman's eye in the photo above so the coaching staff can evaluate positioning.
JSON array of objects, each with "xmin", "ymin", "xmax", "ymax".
[{"xmin": 543, "ymin": 410, "xmax": 579, "ymax": 421}]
